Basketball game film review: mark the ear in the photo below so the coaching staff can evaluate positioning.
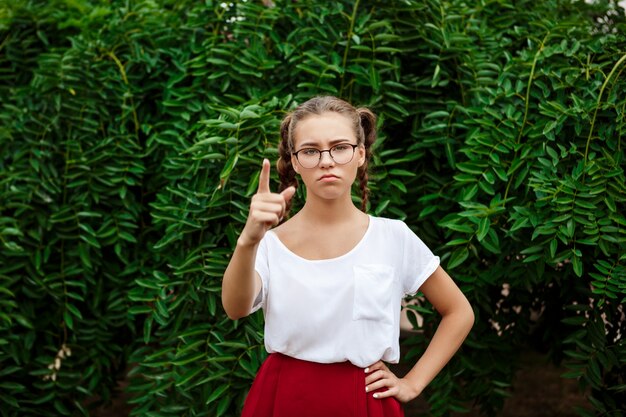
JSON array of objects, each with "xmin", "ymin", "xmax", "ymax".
[
  {"xmin": 291, "ymin": 153, "xmax": 300, "ymax": 174},
  {"xmin": 357, "ymin": 144, "xmax": 366, "ymax": 167}
]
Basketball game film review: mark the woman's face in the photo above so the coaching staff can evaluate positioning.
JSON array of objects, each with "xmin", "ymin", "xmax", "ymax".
[{"xmin": 291, "ymin": 112, "xmax": 365, "ymax": 203}]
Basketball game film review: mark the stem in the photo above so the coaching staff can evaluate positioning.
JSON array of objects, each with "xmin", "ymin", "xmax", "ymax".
[
  {"xmin": 108, "ymin": 51, "xmax": 140, "ymax": 134},
  {"xmin": 339, "ymin": 0, "xmax": 361, "ymax": 96},
  {"xmin": 502, "ymin": 33, "xmax": 549, "ymax": 205},
  {"xmin": 0, "ymin": 33, "xmax": 10, "ymax": 53},
  {"xmin": 515, "ymin": 32, "xmax": 549, "ymax": 145},
  {"xmin": 584, "ymin": 52, "xmax": 626, "ymax": 166}
]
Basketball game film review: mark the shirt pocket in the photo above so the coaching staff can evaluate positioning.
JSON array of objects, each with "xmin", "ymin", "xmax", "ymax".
[{"xmin": 352, "ymin": 264, "xmax": 396, "ymax": 323}]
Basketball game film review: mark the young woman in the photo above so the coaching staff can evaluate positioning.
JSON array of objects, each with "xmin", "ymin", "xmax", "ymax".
[{"xmin": 221, "ymin": 96, "xmax": 474, "ymax": 417}]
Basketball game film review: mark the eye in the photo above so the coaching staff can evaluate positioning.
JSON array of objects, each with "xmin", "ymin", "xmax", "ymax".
[
  {"xmin": 301, "ymin": 148, "xmax": 319, "ymax": 156},
  {"xmin": 333, "ymin": 144, "xmax": 352, "ymax": 152}
]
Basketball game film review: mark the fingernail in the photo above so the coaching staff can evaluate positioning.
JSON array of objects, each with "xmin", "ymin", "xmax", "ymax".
[
  {"xmin": 364, "ymin": 367, "xmax": 369, "ymax": 373},
  {"xmin": 373, "ymin": 394, "xmax": 379, "ymax": 399},
  {"xmin": 365, "ymin": 387, "xmax": 368, "ymax": 392}
]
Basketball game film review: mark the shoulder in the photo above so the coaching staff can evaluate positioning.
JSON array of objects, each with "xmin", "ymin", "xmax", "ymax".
[{"xmin": 368, "ymin": 215, "xmax": 411, "ymax": 234}]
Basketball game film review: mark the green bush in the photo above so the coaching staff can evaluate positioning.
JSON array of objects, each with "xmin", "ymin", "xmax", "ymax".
[{"xmin": 0, "ymin": 0, "xmax": 624, "ymax": 416}]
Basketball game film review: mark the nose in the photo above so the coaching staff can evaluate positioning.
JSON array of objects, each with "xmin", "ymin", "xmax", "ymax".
[{"xmin": 318, "ymin": 150, "xmax": 335, "ymax": 167}]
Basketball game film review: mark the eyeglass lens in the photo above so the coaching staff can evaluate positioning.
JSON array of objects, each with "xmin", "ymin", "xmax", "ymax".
[{"xmin": 296, "ymin": 144, "xmax": 356, "ymax": 168}]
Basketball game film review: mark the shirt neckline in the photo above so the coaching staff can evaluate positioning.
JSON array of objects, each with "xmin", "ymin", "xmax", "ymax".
[{"xmin": 268, "ymin": 214, "xmax": 374, "ymax": 263}]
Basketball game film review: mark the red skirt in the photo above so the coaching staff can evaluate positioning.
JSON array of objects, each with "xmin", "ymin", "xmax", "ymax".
[{"xmin": 241, "ymin": 353, "xmax": 404, "ymax": 417}]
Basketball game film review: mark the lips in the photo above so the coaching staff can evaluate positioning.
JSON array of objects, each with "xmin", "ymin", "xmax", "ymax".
[{"xmin": 318, "ymin": 174, "xmax": 339, "ymax": 181}]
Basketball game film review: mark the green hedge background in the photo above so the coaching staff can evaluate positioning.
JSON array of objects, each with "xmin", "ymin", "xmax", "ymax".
[{"xmin": 1, "ymin": 0, "xmax": 625, "ymax": 416}]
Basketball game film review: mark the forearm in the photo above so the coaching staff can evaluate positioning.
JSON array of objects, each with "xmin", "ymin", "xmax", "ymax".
[
  {"xmin": 363, "ymin": 301, "xmax": 473, "ymax": 403},
  {"xmin": 403, "ymin": 304, "xmax": 474, "ymax": 394},
  {"xmin": 221, "ymin": 238, "xmax": 260, "ymax": 320}
]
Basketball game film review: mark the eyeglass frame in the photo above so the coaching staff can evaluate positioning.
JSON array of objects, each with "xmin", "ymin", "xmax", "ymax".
[{"xmin": 291, "ymin": 143, "xmax": 359, "ymax": 168}]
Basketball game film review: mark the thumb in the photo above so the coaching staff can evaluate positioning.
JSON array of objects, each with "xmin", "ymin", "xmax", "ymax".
[{"xmin": 280, "ymin": 186, "xmax": 296, "ymax": 203}]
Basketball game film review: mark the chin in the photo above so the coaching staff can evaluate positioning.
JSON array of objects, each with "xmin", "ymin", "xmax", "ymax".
[{"xmin": 315, "ymin": 189, "xmax": 351, "ymax": 202}]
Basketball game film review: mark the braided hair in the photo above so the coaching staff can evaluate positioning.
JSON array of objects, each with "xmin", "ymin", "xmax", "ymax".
[{"xmin": 277, "ymin": 96, "xmax": 377, "ymax": 216}]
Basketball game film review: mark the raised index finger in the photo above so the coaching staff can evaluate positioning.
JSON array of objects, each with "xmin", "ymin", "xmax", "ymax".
[{"xmin": 257, "ymin": 158, "xmax": 271, "ymax": 194}]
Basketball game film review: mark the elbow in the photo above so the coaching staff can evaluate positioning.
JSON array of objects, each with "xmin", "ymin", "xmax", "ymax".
[
  {"xmin": 225, "ymin": 311, "xmax": 246, "ymax": 321},
  {"xmin": 224, "ymin": 308, "xmax": 246, "ymax": 321},
  {"xmin": 447, "ymin": 296, "xmax": 474, "ymax": 334},
  {"xmin": 467, "ymin": 305, "xmax": 475, "ymax": 329},
  {"xmin": 464, "ymin": 299, "xmax": 475, "ymax": 332},
  {"xmin": 222, "ymin": 300, "xmax": 250, "ymax": 321}
]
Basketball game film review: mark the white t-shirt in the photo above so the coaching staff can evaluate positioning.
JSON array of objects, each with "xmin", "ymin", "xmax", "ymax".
[{"xmin": 251, "ymin": 215, "xmax": 440, "ymax": 368}]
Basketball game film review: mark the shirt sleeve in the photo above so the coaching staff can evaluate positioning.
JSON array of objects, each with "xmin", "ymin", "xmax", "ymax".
[
  {"xmin": 250, "ymin": 235, "xmax": 270, "ymax": 313},
  {"xmin": 399, "ymin": 221, "xmax": 440, "ymax": 295}
]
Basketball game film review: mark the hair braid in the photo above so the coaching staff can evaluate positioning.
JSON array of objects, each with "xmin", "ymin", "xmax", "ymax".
[
  {"xmin": 277, "ymin": 114, "xmax": 299, "ymax": 217},
  {"xmin": 356, "ymin": 108, "xmax": 377, "ymax": 212}
]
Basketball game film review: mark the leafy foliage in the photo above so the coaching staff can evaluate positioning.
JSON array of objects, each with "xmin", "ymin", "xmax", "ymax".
[{"xmin": 0, "ymin": 0, "xmax": 625, "ymax": 416}]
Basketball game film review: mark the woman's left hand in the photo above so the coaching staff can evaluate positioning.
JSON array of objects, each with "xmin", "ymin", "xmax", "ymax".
[{"xmin": 364, "ymin": 361, "xmax": 421, "ymax": 403}]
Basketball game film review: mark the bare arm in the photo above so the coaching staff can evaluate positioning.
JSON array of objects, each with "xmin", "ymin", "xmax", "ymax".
[
  {"xmin": 401, "ymin": 266, "xmax": 474, "ymax": 394},
  {"xmin": 221, "ymin": 159, "xmax": 295, "ymax": 320},
  {"xmin": 365, "ymin": 266, "xmax": 474, "ymax": 402},
  {"xmin": 221, "ymin": 240, "xmax": 263, "ymax": 320}
]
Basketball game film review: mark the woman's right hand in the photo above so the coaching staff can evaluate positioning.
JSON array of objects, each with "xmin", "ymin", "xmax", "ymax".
[{"xmin": 238, "ymin": 159, "xmax": 296, "ymax": 247}]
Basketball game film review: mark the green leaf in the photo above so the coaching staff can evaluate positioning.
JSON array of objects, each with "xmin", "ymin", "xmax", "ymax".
[
  {"xmin": 446, "ymin": 238, "xmax": 469, "ymax": 246},
  {"xmin": 175, "ymin": 366, "xmax": 205, "ymax": 386},
  {"xmin": 172, "ymin": 352, "xmax": 205, "ymax": 366},
  {"xmin": 66, "ymin": 303, "xmax": 83, "ymax": 319},
  {"xmin": 0, "ymin": 394, "xmax": 19, "ymax": 408},
  {"xmin": 205, "ymin": 384, "xmax": 230, "ymax": 405},
  {"xmin": 476, "ymin": 217, "xmax": 490, "ymax": 241},
  {"xmin": 481, "ymin": 230, "xmax": 501, "ymax": 254},
  {"xmin": 604, "ymin": 196, "xmax": 616, "ymax": 212},
  {"xmin": 216, "ymin": 395, "xmax": 232, "ymax": 417},
  {"xmin": 448, "ymin": 248, "xmax": 469, "ymax": 269},
  {"xmin": 129, "ymin": 305, "xmax": 153, "ymax": 315},
  {"xmin": 13, "ymin": 314, "xmax": 34, "ymax": 329},
  {"xmin": 64, "ymin": 310, "xmax": 74, "ymax": 330},
  {"xmin": 549, "ymin": 239, "xmax": 557, "ymax": 258},
  {"xmin": 79, "ymin": 233, "xmax": 101, "ymax": 248},
  {"xmin": 220, "ymin": 152, "xmax": 239, "ymax": 180},
  {"xmin": 143, "ymin": 316, "xmax": 153, "ymax": 345},
  {"xmin": 510, "ymin": 217, "xmax": 529, "ymax": 231},
  {"xmin": 389, "ymin": 179, "xmax": 407, "ymax": 193},
  {"xmin": 572, "ymin": 255, "xmax": 583, "ymax": 277}
]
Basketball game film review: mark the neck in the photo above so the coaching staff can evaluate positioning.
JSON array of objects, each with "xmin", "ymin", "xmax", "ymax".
[{"xmin": 299, "ymin": 193, "xmax": 364, "ymax": 225}]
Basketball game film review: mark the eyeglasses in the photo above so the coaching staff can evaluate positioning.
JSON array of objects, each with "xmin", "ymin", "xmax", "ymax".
[{"xmin": 292, "ymin": 143, "xmax": 358, "ymax": 169}]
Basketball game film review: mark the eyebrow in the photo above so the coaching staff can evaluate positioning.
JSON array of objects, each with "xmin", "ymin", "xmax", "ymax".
[{"xmin": 298, "ymin": 138, "xmax": 354, "ymax": 147}]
